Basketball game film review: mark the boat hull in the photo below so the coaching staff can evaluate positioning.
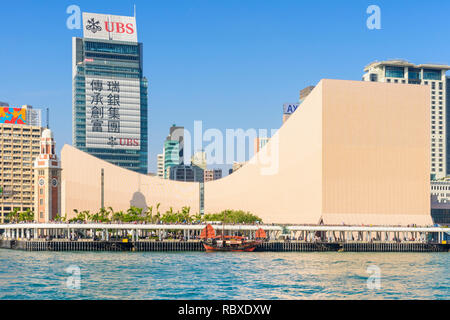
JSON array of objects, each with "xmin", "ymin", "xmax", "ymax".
[{"xmin": 202, "ymin": 241, "xmax": 259, "ymax": 252}]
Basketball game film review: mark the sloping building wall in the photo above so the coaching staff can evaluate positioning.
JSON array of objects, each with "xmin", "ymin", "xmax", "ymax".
[
  {"xmin": 205, "ymin": 79, "xmax": 432, "ymax": 225},
  {"xmin": 61, "ymin": 79, "xmax": 433, "ymax": 226},
  {"xmin": 204, "ymin": 81, "xmax": 324, "ymax": 224}
]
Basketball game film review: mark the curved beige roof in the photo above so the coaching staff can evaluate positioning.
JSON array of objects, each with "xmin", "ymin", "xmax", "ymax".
[{"xmin": 61, "ymin": 79, "xmax": 433, "ymax": 226}]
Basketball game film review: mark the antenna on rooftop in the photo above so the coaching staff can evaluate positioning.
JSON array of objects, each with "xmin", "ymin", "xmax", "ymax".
[{"xmin": 46, "ymin": 108, "xmax": 49, "ymax": 129}]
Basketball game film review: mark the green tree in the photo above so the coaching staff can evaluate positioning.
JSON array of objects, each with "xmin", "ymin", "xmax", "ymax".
[
  {"xmin": 153, "ymin": 203, "xmax": 161, "ymax": 223},
  {"xmin": 18, "ymin": 209, "xmax": 34, "ymax": 222},
  {"xmin": 179, "ymin": 206, "xmax": 192, "ymax": 223},
  {"xmin": 203, "ymin": 210, "xmax": 262, "ymax": 224},
  {"xmin": 6, "ymin": 208, "xmax": 20, "ymax": 223},
  {"xmin": 90, "ymin": 207, "xmax": 110, "ymax": 222},
  {"xmin": 161, "ymin": 207, "xmax": 175, "ymax": 223},
  {"xmin": 144, "ymin": 206, "xmax": 153, "ymax": 223},
  {"xmin": 160, "ymin": 207, "xmax": 193, "ymax": 224},
  {"xmin": 123, "ymin": 206, "xmax": 144, "ymax": 222},
  {"xmin": 112, "ymin": 210, "xmax": 125, "ymax": 222},
  {"xmin": 192, "ymin": 213, "xmax": 204, "ymax": 223},
  {"xmin": 69, "ymin": 209, "xmax": 90, "ymax": 222}
]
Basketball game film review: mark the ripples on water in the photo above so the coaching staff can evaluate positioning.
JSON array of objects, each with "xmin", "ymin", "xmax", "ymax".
[{"xmin": 0, "ymin": 249, "xmax": 448, "ymax": 300}]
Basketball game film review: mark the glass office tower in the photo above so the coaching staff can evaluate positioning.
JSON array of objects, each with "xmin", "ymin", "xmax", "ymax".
[{"xmin": 72, "ymin": 12, "xmax": 148, "ymax": 174}]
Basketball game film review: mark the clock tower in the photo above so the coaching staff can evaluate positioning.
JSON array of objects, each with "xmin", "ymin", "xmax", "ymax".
[{"xmin": 34, "ymin": 128, "xmax": 61, "ymax": 222}]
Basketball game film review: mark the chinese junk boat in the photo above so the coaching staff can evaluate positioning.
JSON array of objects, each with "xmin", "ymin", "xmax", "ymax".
[{"xmin": 200, "ymin": 224, "xmax": 267, "ymax": 252}]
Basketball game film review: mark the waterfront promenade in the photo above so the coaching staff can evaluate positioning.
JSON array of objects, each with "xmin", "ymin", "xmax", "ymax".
[{"xmin": 0, "ymin": 223, "xmax": 448, "ymax": 252}]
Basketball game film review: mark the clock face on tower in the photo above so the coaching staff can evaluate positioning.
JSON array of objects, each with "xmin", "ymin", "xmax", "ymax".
[
  {"xmin": 51, "ymin": 178, "xmax": 58, "ymax": 187},
  {"xmin": 38, "ymin": 178, "xmax": 45, "ymax": 186}
]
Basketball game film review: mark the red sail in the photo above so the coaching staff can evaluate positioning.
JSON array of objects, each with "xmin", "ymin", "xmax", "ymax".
[
  {"xmin": 200, "ymin": 224, "xmax": 215, "ymax": 239},
  {"xmin": 255, "ymin": 228, "xmax": 267, "ymax": 239}
]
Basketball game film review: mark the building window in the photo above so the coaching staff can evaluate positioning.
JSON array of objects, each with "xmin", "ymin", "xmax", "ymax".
[
  {"xmin": 408, "ymin": 68, "xmax": 421, "ymax": 80},
  {"xmin": 424, "ymin": 70, "xmax": 441, "ymax": 81},
  {"xmin": 385, "ymin": 66, "xmax": 404, "ymax": 78}
]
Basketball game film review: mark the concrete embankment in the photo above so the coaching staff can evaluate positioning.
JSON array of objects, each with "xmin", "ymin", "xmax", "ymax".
[{"xmin": 0, "ymin": 240, "xmax": 448, "ymax": 252}]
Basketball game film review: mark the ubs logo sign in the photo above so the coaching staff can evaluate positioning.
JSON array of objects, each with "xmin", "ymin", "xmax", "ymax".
[
  {"xmin": 85, "ymin": 17, "xmax": 135, "ymax": 35},
  {"xmin": 85, "ymin": 18, "xmax": 102, "ymax": 33},
  {"xmin": 104, "ymin": 21, "xmax": 135, "ymax": 34},
  {"xmin": 81, "ymin": 12, "xmax": 138, "ymax": 42},
  {"xmin": 107, "ymin": 137, "xmax": 140, "ymax": 148}
]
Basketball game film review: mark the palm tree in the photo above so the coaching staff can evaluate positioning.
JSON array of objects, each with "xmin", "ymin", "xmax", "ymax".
[
  {"xmin": 145, "ymin": 206, "xmax": 153, "ymax": 223},
  {"xmin": 180, "ymin": 206, "xmax": 191, "ymax": 223},
  {"xmin": 68, "ymin": 209, "xmax": 90, "ymax": 222},
  {"xmin": 125, "ymin": 206, "xmax": 143, "ymax": 222},
  {"xmin": 92, "ymin": 207, "xmax": 110, "ymax": 222},
  {"xmin": 154, "ymin": 203, "xmax": 161, "ymax": 224},
  {"xmin": 107, "ymin": 207, "xmax": 115, "ymax": 220},
  {"xmin": 192, "ymin": 213, "xmax": 203, "ymax": 223},
  {"xmin": 82, "ymin": 210, "xmax": 91, "ymax": 222},
  {"xmin": 112, "ymin": 210, "xmax": 124, "ymax": 222},
  {"xmin": 6, "ymin": 208, "xmax": 20, "ymax": 223},
  {"xmin": 18, "ymin": 209, "xmax": 34, "ymax": 222},
  {"xmin": 100, "ymin": 207, "xmax": 110, "ymax": 222}
]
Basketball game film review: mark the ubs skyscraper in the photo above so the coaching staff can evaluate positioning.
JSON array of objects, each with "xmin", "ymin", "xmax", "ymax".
[{"xmin": 72, "ymin": 12, "xmax": 148, "ymax": 174}]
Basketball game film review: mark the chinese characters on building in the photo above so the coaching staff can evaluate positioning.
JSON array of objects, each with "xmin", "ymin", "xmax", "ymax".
[
  {"xmin": 90, "ymin": 79, "xmax": 120, "ymax": 134},
  {"xmin": 89, "ymin": 79, "xmax": 122, "ymax": 147},
  {"xmin": 86, "ymin": 76, "xmax": 141, "ymax": 150}
]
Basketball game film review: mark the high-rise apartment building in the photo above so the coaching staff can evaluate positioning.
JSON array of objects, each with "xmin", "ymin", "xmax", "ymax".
[
  {"xmin": 204, "ymin": 169, "xmax": 222, "ymax": 182},
  {"xmin": 164, "ymin": 140, "xmax": 179, "ymax": 179},
  {"xmin": 157, "ymin": 153, "xmax": 164, "ymax": 179},
  {"xmin": 169, "ymin": 164, "xmax": 204, "ymax": 182},
  {"xmin": 0, "ymin": 105, "xmax": 42, "ymax": 222},
  {"xmin": 447, "ymin": 76, "xmax": 450, "ymax": 177},
  {"xmin": 363, "ymin": 60, "xmax": 450, "ymax": 179},
  {"xmin": 72, "ymin": 12, "xmax": 148, "ymax": 174},
  {"xmin": 161, "ymin": 125, "xmax": 184, "ymax": 178},
  {"xmin": 168, "ymin": 125, "xmax": 184, "ymax": 164}
]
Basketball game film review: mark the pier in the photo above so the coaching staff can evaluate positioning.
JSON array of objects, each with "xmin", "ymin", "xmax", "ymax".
[{"xmin": 0, "ymin": 223, "xmax": 448, "ymax": 252}]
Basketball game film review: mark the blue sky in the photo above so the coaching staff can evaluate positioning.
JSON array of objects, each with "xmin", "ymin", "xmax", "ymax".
[{"xmin": 1, "ymin": 0, "xmax": 449, "ymax": 173}]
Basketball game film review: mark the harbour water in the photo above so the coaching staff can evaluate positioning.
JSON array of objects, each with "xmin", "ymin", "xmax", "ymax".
[{"xmin": 0, "ymin": 249, "xmax": 448, "ymax": 300}]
